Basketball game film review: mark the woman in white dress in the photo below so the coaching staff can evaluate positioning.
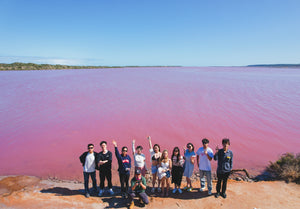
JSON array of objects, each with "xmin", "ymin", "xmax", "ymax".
[
  {"xmin": 148, "ymin": 136, "xmax": 162, "ymax": 193},
  {"xmin": 158, "ymin": 150, "xmax": 172, "ymax": 197}
]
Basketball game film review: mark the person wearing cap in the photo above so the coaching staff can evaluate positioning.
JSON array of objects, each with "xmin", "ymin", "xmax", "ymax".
[
  {"xmin": 79, "ymin": 143, "xmax": 98, "ymax": 198},
  {"xmin": 132, "ymin": 139, "xmax": 147, "ymax": 176},
  {"xmin": 196, "ymin": 138, "xmax": 214, "ymax": 195},
  {"xmin": 129, "ymin": 169, "xmax": 149, "ymax": 209},
  {"xmin": 112, "ymin": 140, "xmax": 131, "ymax": 198}
]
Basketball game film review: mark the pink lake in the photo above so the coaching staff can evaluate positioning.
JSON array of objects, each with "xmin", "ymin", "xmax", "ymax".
[{"xmin": 0, "ymin": 67, "xmax": 299, "ymax": 180}]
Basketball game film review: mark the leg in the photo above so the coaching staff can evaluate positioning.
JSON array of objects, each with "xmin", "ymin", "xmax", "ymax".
[
  {"xmin": 99, "ymin": 171, "xmax": 105, "ymax": 189},
  {"xmin": 216, "ymin": 172, "xmax": 223, "ymax": 193},
  {"xmin": 206, "ymin": 171, "xmax": 212, "ymax": 192},
  {"xmin": 166, "ymin": 178, "xmax": 170, "ymax": 196},
  {"xmin": 199, "ymin": 170, "xmax": 205, "ymax": 189},
  {"xmin": 152, "ymin": 172, "xmax": 157, "ymax": 188},
  {"xmin": 83, "ymin": 172, "xmax": 90, "ymax": 194},
  {"xmin": 107, "ymin": 169, "xmax": 113, "ymax": 189},
  {"xmin": 90, "ymin": 171, "xmax": 97, "ymax": 192},
  {"xmin": 119, "ymin": 173, "xmax": 125, "ymax": 193},
  {"xmin": 138, "ymin": 192, "xmax": 149, "ymax": 205},
  {"xmin": 125, "ymin": 174, "xmax": 130, "ymax": 193},
  {"xmin": 128, "ymin": 192, "xmax": 136, "ymax": 203},
  {"xmin": 161, "ymin": 177, "xmax": 165, "ymax": 196},
  {"xmin": 221, "ymin": 172, "xmax": 230, "ymax": 194}
]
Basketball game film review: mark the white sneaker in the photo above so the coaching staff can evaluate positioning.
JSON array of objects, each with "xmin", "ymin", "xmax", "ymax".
[
  {"xmin": 151, "ymin": 187, "xmax": 155, "ymax": 193},
  {"xmin": 98, "ymin": 189, "xmax": 104, "ymax": 196},
  {"xmin": 178, "ymin": 188, "xmax": 182, "ymax": 194},
  {"xmin": 157, "ymin": 187, "xmax": 161, "ymax": 193},
  {"xmin": 208, "ymin": 190, "xmax": 212, "ymax": 195},
  {"xmin": 199, "ymin": 188, "xmax": 204, "ymax": 192},
  {"xmin": 172, "ymin": 188, "xmax": 177, "ymax": 194},
  {"xmin": 108, "ymin": 188, "xmax": 114, "ymax": 195}
]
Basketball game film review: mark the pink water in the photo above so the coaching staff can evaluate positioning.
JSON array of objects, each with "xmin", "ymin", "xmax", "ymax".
[{"xmin": 0, "ymin": 67, "xmax": 299, "ymax": 180}]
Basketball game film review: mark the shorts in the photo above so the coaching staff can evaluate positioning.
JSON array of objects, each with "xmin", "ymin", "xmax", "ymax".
[{"xmin": 151, "ymin": 165, "xmax": 158, "ymax": 174}]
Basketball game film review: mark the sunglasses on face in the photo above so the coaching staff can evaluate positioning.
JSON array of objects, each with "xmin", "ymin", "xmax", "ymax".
[
  {"xmin": 187, "ymin": 146, "xmax": 192, "ymax": 148},
  {"xmin": 174, "ymin": 150, "xmax": 179, "ymax": 152},
  {"xmin": 122, "ymin": 150, "xmax": 128, "ymax": 152},
  {"xmin": 88, "ymin": 147, "xmax": 94, "ymax": 149}
]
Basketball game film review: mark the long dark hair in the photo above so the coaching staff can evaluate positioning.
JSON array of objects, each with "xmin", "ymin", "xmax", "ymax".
[{"xmin": 172, "ymin": 147, "xmax": 181, "ymax": 163}]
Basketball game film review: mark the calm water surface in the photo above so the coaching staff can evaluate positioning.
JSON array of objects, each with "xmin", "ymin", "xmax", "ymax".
[{"xmin": 0, "ymin": 67, "xmax": 299, "ymax": 179}]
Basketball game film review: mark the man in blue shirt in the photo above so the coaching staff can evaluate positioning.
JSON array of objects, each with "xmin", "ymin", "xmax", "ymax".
[{"xmin": 214, "ymin": 138, "xmax": 233, "ymax": 199}]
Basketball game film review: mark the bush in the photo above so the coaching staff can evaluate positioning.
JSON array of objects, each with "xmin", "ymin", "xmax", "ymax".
[{"xmin": 267, "ymin": 153, "xmax": 300, "ymax": 184}]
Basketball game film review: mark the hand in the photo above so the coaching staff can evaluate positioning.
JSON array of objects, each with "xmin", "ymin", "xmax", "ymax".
[
  {"xmin": 147, "ymin": 136, "xmax": 151, "ymax": 141},
  {"xmin": 112, "ymin": 140, "xmax": 117, "ymax": 147}
]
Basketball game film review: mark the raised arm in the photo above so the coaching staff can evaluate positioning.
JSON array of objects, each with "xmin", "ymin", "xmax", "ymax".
[
  {"xmin": 148, "ymin": 136, "xmax": 152, "ymax": 149},
  {"xmin": 132, "ymin": 139, "xmax": 136, "ymax": 155},
  {"xmin": 113, "ymin": 140, "xmax": 121, "ymax": 161}
]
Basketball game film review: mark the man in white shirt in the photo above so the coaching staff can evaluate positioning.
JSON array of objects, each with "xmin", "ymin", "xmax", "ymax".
[
  {"xmin": 196, "ymin": 138, "xmax": 214, "ymax": 195},
  {"xmin": 79, "ymin": 143, "xmax": 98, "ymax": 198}
]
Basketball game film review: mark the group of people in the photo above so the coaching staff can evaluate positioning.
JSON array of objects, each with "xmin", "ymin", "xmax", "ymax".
[{"xmin": 79, "ymin": 137, "xmax": 233, "ymax": 208}]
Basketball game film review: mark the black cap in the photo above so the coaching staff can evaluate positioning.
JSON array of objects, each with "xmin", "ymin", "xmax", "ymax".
[{"xmin": 135, "ymin": 169, "xmax": 141, "ymax": 175}]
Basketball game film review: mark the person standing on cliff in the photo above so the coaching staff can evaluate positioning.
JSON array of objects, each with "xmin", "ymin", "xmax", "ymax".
[
  {"xmin": 196, "ymin": 138, "xmax": 214, "ymax": 195},
  {"xmin": 112, "ymin": 140, "xmax": 131, "ymax": 198},
  {"xmin": 97, "ymin": 141, "xmax": 114, "ymax": 196},
  {"xmin": 214, "ymin": 138, "xmax": 233, "ymax": 199},
  {"xmin": 79, "ymin": 143, "xmax": 98, "ymax": 198}
]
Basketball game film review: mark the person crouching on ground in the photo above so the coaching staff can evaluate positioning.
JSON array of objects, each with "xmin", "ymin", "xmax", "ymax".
[
  {"xmin": 158, "ymin": 150, "xmax": 172, "ymax": 197},
  {"xmin": 196, "ymin": 138, "xmax": 214, "ymax": 195},
  {"xmin": 79, "ymin": 143, "xmax": 98, "ymax": 198},
  {"xmin": 148, "ymin": 136, "xmax": 162, "ymax": 193},
  {"xmin": 97, "ymin": 141, "xmax": 114, "ymax": 196},
  {"xmin": 214, "ymin": 138, "xmax": 233, "ymax": 199},
  {"xmin": 171, "ymin": 147, "xmax": 184, "ymax": 194},
  {"xmin": 112, "ymin": 140, "xmax": 131, "ymax": 198},
  {"xmin": 129, "ymin": 169, "xmax": 149, "ymax": 209}
]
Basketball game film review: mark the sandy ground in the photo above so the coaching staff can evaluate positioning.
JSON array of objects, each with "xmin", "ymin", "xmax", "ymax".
[{"xmin": 0, "ymin": 175, "xmax": 299, "ymax": 209}]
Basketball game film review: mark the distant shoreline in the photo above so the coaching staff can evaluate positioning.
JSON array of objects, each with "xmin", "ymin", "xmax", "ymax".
[{"xmin": 0, "ymin": 62, "xmax": 181, "ymax": 71}]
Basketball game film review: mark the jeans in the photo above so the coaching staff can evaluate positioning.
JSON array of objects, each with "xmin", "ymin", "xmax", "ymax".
[
  {"xmin": 119, "ymin": 173, "xmax": 130, "ymax": 193},
  {"xmin": 100, "ymin": 169, "xmax": 112, "ymax": 189},
  {"xmin": 216, "ymin": 172, "xmax": 230, "ymax": 194},
  {"xmin": 129, "ymin": 191, "xmax": 149, "ymax": 204},
  {"xmin": 199, "ymin": 170, "xmax": 212, "ymax": 192},
  {"xmin": 83, "ymin": 171, "xmax": 97, "ymax": 194}
]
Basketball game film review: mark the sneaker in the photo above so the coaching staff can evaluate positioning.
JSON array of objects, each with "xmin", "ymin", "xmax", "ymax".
[
  {"xmin": 221, "ymin": 193, "xmax": 227, "ymax": 199},
  {"xmin": 129, "ymin": 201, "xmax": 134, "ymax": 209},
  {"xmin": 108, "ymin": 188, "xmax": 114, "ymax": 195},
  {"xmin": 172, "ymin": 188, "xmax": 177, "ymax": 194},
  {"xmin": 85, "ymin": 193, "xmax": 90, "ymax": 198},
  {"xmin": 98, "ymin": 189, "xmax": 104, "ymax": 196},
  {"xmin": 178, "ymin": 188, "xmax": 182, "ymax": 194},
  {"xmin": 215, "ymin": 192, "xmax": 220, "ymax": 198},
  {"xmin": 187, "ymin": 187, "xmax": 193, "ymax": 192},
  {"xmin": 199, "ymin": 187, "xmax": 204, "ymax": 192},
  {"xmin": 183, "ymin": 186, "xmax": 188, "ymax": 190},
  {"xmin": 151, "ymin": 187, "xmax": 155, "ymax": 193},
  {"xmin": 208, "ymin": 190, "xmax": 212, "ymax": 195},
  {"xmin": 157, "ymin": 187, "xmax": 162, "ymax": 193}
]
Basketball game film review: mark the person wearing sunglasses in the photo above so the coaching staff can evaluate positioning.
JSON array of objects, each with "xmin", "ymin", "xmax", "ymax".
[
  {"xmin": 171, "ymin": 147, "xmax": 184, "ymax": 194},
  {"xmin": 148, "ymin": 136, "xmax": 162, "ymax": 193},
  {"xmin": 112, "ymin": 140, "xmax": 131, "ymax": 199},
  {"xmin": 79, "ymin": 143, "xmax": 98, "ymax": 198},
  {"xmin": 196, "ymin": 138, "xmax": 214, "ymax": 195},
  {"xmin": 183, "ymin": 142, "xmax": 196, "ymax": 192},
  {"xmin": 132, "ymin": 139, "xmax": 147, "ymax": 176}
]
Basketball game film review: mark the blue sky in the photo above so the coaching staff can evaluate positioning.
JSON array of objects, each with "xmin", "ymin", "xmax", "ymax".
[{"xmin": 0, "ymin": 0, "xmax": 299, "ymax": 66}]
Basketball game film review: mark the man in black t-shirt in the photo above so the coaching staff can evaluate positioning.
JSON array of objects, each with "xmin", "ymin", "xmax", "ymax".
[{"xmin": 97, "ymin": 141, "xmax": 114, "ymax": 196}]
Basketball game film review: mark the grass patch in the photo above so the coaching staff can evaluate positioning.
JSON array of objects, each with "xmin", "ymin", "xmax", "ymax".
[{"xmin": 267, "ymin": 153, "xmax": 300, "ymax": 184}]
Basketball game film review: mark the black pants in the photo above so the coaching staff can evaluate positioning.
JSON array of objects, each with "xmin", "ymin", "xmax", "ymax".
[
  {"xmin": 119, "ymin": 173, "xmax": 130, "ymax": 193},
  {"xmin": 83, "ymin": 171, "xmax": 97, "ymax": 194},
  {"xmin": 216, "ymin": 172, "xmax": 230, "ymax": 194},
  {"xmin": 99, "ymin": 169, "xmax": 112, "ymax": 189}
]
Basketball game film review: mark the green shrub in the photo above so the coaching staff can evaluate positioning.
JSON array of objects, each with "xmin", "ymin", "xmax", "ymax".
[{"xmin": 267, "ymin": 153, "xmax": 300, "ymax": 184}]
